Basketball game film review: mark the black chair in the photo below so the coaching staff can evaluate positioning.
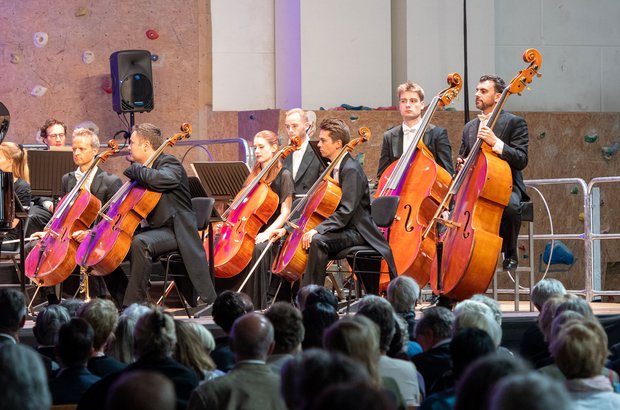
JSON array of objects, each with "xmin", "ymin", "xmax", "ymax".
[
  {"xmin": 331, "ymin": 195, "xmax": 400, "ymax": 312},
  {"xmin": 156, "ymin": 197, "xmax": 215, "ymax": 317}
]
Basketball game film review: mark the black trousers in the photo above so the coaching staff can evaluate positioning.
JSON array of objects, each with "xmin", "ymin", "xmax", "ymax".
[{"xmin": 500, "ymin": 190, "xmax": 523, "ymax": 259}]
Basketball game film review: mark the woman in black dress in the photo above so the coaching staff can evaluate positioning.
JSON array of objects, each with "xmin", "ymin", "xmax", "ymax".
[{"xmin": 0, "ymin": 142, "xmax": 31, "ymax": 251}]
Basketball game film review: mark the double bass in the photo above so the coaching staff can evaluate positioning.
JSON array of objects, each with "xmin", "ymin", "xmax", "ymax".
[
  {"xmin": 212, "ymin": 136, "xmax": 301, "ymax": 278},
  {"xmin": 272, "ymin": 128, "xmax": 370, "ymax": 282},
  {"xmin": 75, "ymin": 124, "xmax": 192, "ymax": 276},
  {"xmin": 427, "ymin": 49, "xmax": 542, "ymax": 300},
  {"xmin": 25, "ymin": 141, "xmax": 120, "ymax": 286},
  {"xmin": 375, "ymin": 73, "xmax": 462, "ymax": 288}
]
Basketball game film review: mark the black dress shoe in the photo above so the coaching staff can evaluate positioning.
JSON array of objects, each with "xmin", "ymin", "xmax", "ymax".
[{"xmin": 502, "ymin": 258, "xmax": 518, "ymax": 273}]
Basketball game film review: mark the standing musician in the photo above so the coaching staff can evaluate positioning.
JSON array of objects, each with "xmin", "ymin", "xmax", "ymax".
[
  {"xmin": 121, "ymin": 123, "xmax": 216, "ymax": 307},
  {"xmin": 283, "ymin": 108, "xmax": 324, "ymax": 197},
  {"xmin": 457, "ymin": 75, "xmax": 529, "ymax": 272},
  {"xmin": 215, "ymin": 130, "xmax": 294, "ymax": 310},
  {"xmin": 272, "ymin": 118, "xmax": 397, "ymax": 288},
  {"xmin": 377, "ymin": 81, "xmax": 455, "ymax": 180},
  {"xmin": 29, "ymin": 128, "xmax": 128, "ymax": 306},
  {"xmin": 0, "ymin": 142, "xmax": 31, "ymax": 251},
  {"xmin": 26, "ymin": 119, "xmax": 68, "ymax": 237}
]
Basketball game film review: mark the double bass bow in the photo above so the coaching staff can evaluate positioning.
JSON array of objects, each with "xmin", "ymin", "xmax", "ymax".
[
  {"xmin": 25, "ymin": 140, "xmax": 120, "ymax": 286},
  {"xmin": 375, "ymin": 73, "xmax": 462, "ymax": 288},
  {"xmin": 272, "ymin": 127, "xmax": 370, "ymax": 282},
  {"xmin": 427, "ymin": 49, "xmax": 542, "ymax": 301},
  {"xmin": 212, "ymin": 135, "xmax": 302, "ymax": 278},
  {"xmin": 75, "ymin": 124, "xmax": 192, "ymax": 276}
]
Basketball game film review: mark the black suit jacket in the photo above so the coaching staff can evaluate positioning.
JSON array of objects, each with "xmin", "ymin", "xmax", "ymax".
[
  {"xmin": 283, "ymin": 143, "xmax": 324, "ymax": 196},
  {"xmin": 61, "ymin": 168, "xmax": 123, "ymax": 206},
  {"xmin": 459, "ymin": 111, "xmax": 529, "ymax": 201},
  {"xmin": 316, "ymin": 153, "xmax": 397, "ymax": 276},
  {"xmin": 412, "ymin": 341, "xmax": 452, "ymax": 395},
  {"xmin": 377, "ymin": 124, "xmax": 455, "ymax": 179}
]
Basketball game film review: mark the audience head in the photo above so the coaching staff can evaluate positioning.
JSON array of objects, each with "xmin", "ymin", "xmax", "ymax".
[
  {"xmin": 302, "ymin": 297, "xmax": 338, "ymax": 350},
  {"xmin": 109, "ymin": 303, "xmax": 153, "ymax": 364},
  {"xmin": 453, "ymin": 302, "xmax": 502, "ymax": 348},
  {"xmin": 188, "ymin": 322, "xmax": 216, "ymax": 354},
  {"xmin": 105, "ymin": 370, "xmax": 176, "ymax": 410},
  {"xmin": 455, "ymin": 354, "xmax": 530, "ymax": 410},
  {"xmin": 265, "ymin": 302, "xmax": 305, "ymax": 355},
  {"xmin": 538, "ymin": 294, "xmax": 573, "ymax": 342},
  {"xmin": 548, "ymin": 310, "xmax": 584, "ymax": 345},
  {"xmin": 356, "ymin": 295, "xmax": 396, "ymax": 353},
  {"xmin": 295, "ymin": 284, "xmax": 321, "ymax": 311},
  {"xmin": 78, "ymin": 298, "xmax": 118, "ymax": 351},
  {"xmin": 311, "ymin": 381, "xmax": 396, "ymax": 410},
  {"xmin": 33, "ymin": 304, "xmax": 70, "ymax": 347},
  {"xmin": 386, "ymin": 275, "xmax": 419, "ymax": 313},
  {"xmin": 212, "ymin": 290, "xmax": 254, "ymax": 334},
  {"xmin": 0, "ymin": 343, "xmax": 52, "ymax": 410},
  {"xmin": 324, "ymin": 315, "xmax": 381, "ymax": 386},
  {"xmin": 0, "ymin": 288, "xmax": 27, "ymax": 340},
  {"xmin": 488, "ymin": 371, "xmax": 571, "ymax": 410},
  {"xmin": 555, "ymin": 295, "xmax": 594, "ymax": 319},
  {"xmin": 59, "ymin": 297, "xmax": 87, "ymax": 318},
  {"xmin": 40, "ymin": 118, "xmax": 67, "ymax": 147},
  {"xmin": 414, "ymin": 306, "xmax": 454, "ymax": 351},
  {"xmin": 230, "ymin": 312, "xmax": 274, "ymax": 362},
  {"xmin": 470, "ymin": 294, "xmax": 503, "ymax": 326},
  {"xmin": 550, "ymin": 317, "xmax": 608, "ymax": 379},
  {"xmin": 281, "ymin": 349, "xmax": 371, "ymax": 410},
  {"xmin": 56, "ymin": 317, "xmax": 95, "ymax": 368},
  {"xmin": 173, "ymin": 320, "xmax": 216, "ymax": 380},
  {"xmin": 450, "ymin": 327, "xmax": 496, "ymax": 378},
  {"xmin": 133, "ymin": 308, "xmax": 176, "ymax": 360},
  {"xmin": 531, "ymin": 279, "xmax": 566, "ymax": 312},
  {"xmin": 303, "ymin": 286, "xmax": 338, "ymax": 311}
]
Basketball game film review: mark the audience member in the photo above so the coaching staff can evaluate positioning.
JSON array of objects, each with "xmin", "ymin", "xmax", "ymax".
[
  {"xmin": 357, "ymin": 295, "xmax": 421, "ymax": 408},
  {"xmin": 311, "ymin": 381, "xmax": 397, "ymax": 410},
  {"xmin": 78, "ymin": 298, "xmax": 126, "ymax": 377},
  {"xmin": 33, "ymin": 304, "xmax": 70, "ymax": 376},
  {"xmin": 281, "ymin": 349, "xmax": 372, "ymax": 410},
  {"xmin": 301, "ymin": 296, "xmax": 339, "ymax": 349},
  {"xmin": 0, "ymin": 343, "xmax": 52, "ymax": 410},
  {"xmin": 0, "ymin": 288, "xmax": 27, "ymax": 344},
  {"xmin": 536, "ymin": 294, "xmax": 581, "ymax": 368},
  {"xmin": 211, "ymin": 290, "xmax": 254, "ymax": 372},
  {"xmin": 60, "ymin": 297, "xmax": 87, "ymax": 317},
  {"xmin": 107, "ymin": 303, "xmax": 152, "ymax": 364},
  {"xmin": 488, "ymin": 372, "xmax": 571, "ymax": 410},
  {"xmin": 187, "ymin": 322, "xmax": 223, "ymax": 381},
  {"xmin": 105, "ymin": 370, "xmax": 176, "ymax": 410},
  {"xmin": 519, "ymin": 278, "xmax": 566, "ymax": 367},
  {"xmin": 387, "ymin": 276, "xmax": 421, "ymax": 357},
  {"xmin": 550, "ymin": 318, "xmax": 620, "ymax": 408},
  {"xmin": 453, "ymin": 304, "xmax": 502, "ymax": 350},
  {"xmin": 49, "ymin": 318, "xmax": 100, "ymax": 405},
  {"xmin": 188, "ymin": 312, "xmax": 286, "ymax": 410},
  {"xmin": 295, "ymin": 284, "xmax": 321, "ymax": 311},
  {"xmin": 264, "ymin": 301, "xmax": 305, "ymax": 372},
  {"xmin": 174, "ymin": 320, "xmax": 218, "ymax": 381},
  {"xmin": 413, "ymin": 306, "xmax": 454, "ymax": 395}
]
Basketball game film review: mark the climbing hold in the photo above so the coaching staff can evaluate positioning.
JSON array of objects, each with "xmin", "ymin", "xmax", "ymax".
[
  {"xmin": 146, "ymin": 29, "xmax": 159, "ymax": 40},
  {"xmin": 75, "ymin": 7, "xmax": 89, "ymax": 17},
  {"xmin": 570, "ymin": 186, "xmax": 579, "ymax": 195},
  {"xmin": 30, "ymin": 85, "xmax": 48, "ymax": 97},
  {"xmin": 602, "ymin": 142, "xmax": 619, "ymax": 160},
  {"xmin": 151, "ymin": 54, "xmax": 159, "ymax": 62},
  {"xmin": 33, "ymin": 32, "xmax": 49, "ymax": 48},
  {"xmin": 10, "ymin": 51, "xmax": 22, "ymax": 64},
  {"xmin": 584, "ymin": 134, "xmax": 598, "ymax": 143},
  {"xmin": 356, "ymin": 153, "xmax": 365, "ymax": 167},
  {"xmin": 350, "ymin": 115, "xmax": 359, "ymax": 122},
  {"xmin": 578, "ymin": 212, "xmax": 584, "ymax": 221},
  {"xmin": 82, "ymin": 50, "xmax": 95, "ymax": 64},
  {"xmin": 101, "ymin": 77, "xmax": 113, "ymax": 94},
  {"xmin": 538, "ymin": 131, "xmax": 546, "ymax": 140}
]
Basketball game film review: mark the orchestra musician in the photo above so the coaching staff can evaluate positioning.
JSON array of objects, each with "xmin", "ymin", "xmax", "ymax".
[
  {"xmin": 377, "ymin": 81, "xmax": 454, "ymax": 179},
  {"xmin": 26, "ymin": 119, "xmax": 68, "ymax": 237},
  {"xmin": 121, "ymin": 123, "xmax": 216, "ymax": 307},
  {"xmin": 215, "ymin": 130, "xmax": 294, "ymax": 310},
  {"xmin": 457, "ymin": 75, "xmax": 529, "ymax": 272},
  {"xmin": 272, "ymin": 118, "xmax": 397, "ymax": 288},
  {"xmin": 28, "ymin": 128, "xmax": 128, "ymax": 306},
  {"xmin": 0, "ymin": 142, "xmax": 31, "ymax": 252}
]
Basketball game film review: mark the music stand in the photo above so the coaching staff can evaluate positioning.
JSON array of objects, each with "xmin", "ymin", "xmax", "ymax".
[
  {"xmin": 190, "ymin": 161, "xmax": 249, "ymax": 203},
  {"xmin": 28, "ymin": 150, "xmax": 75, "ymax": 199}
]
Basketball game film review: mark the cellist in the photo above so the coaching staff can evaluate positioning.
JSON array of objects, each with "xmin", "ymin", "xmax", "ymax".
[
  {"xmin": 457, "ymin": 75, "xmax": 529, "ymax": 273},
  {"xmin": 121, "ymin": 123, "xmax": 216, "ymax": 307},
  {"xmin": 272, "ymin": 118, "xmax": 397, "ymax": 287},
  {"xmin": 215, "ymin": 130, "xmax": 294, "ymax": 310},
  {"xmin": 28, "ymin": 128, "xmax": 128, "ymax": 306},
  {"xmin": 377, "ymin": 81, "xmax": 455, "ymax": 179}
]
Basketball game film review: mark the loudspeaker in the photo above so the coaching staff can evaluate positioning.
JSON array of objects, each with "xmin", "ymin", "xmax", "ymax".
[{"xmin": 110, "ymin": 50, "xmax": 154, "ymax": 113}]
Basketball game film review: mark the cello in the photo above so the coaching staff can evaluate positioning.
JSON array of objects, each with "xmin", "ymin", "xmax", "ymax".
[
  {"xmin": 272, "ymin": 127, "xmax": 370, "ymax": 282},
  {"xmin": 25, "ymin": 140, "xmax": 120, "ymax": 286},
  {"xmin": 75, "ymin": 124, "xmax": 192, "ymax": 276},
  {"xmin": 375, "ymin": 73, "xmax": 462, "ymax": 288},
  {"xmin": 212, "ymin": 135, "xmax": 301, "ymax": 278},
  {"xmin": 427, "ymin": 49, "xmax": 542, "ymax": 301}
]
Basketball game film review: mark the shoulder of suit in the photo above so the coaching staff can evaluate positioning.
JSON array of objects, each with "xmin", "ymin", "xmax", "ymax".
[{"xmin": 384, "ymin": 124, "xmax": 401, "ymax": 137}]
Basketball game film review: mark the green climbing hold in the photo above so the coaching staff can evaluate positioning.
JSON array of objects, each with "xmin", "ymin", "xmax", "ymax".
[{"xmin": 584, "ymin": 134, "xmax": 598, "ymax": 143}]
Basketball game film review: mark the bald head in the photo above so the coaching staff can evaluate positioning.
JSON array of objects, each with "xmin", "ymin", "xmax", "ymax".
[
  {"xmin": 106, "ymin": 370, "xmax": 176, "ymax": 410},
  {"xmin": 230, "ymin": 312, "xmax": 274, "ymax": 361}
]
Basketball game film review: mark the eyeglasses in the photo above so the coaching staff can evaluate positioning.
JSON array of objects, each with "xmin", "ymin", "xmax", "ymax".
[{"xmin": 47, "ymin": 133, "xmax": 65, "ymax": 139}]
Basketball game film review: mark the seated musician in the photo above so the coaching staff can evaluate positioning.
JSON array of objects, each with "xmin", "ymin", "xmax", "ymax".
[
  {"xmin": 272, "ymin": 118, "xmax": 397, "ymax": 289},
  {"xmin": 0, "ymin": 142, "xmax": 31, "ymax": 251},
  {"xmin": 29, "ymin": 128, "xmax": 128, "ymax": 306},
  {"xmin": 26, "ymin": 119, "xmax": 68, "ymax": 237},
  {"xmin": 377, "ymin": 81, "xmax": 454, "ymax": 180},
  {"xmin": 121, "ymin": 123, "xmax": 216, "ymax": 307},
  {"xmin": 215, "ymin": 130, "xmax": 294, "ymax": 310}
]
